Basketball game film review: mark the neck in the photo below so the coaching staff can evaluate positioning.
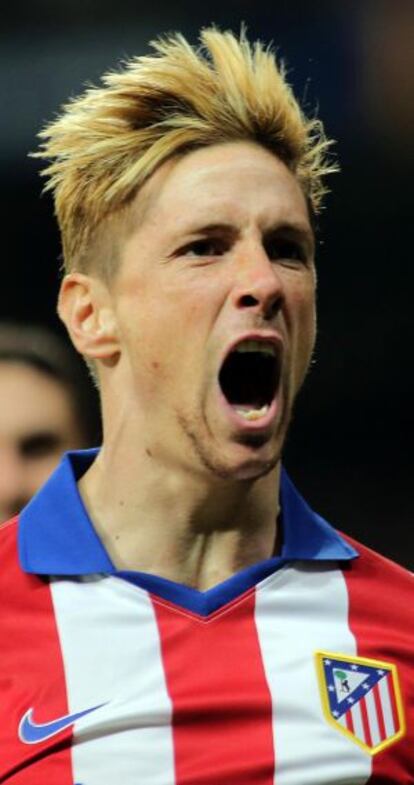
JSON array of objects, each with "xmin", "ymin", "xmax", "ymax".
[{"xmin": 78, "ymin": 440, "xmax": 281, "ymax": 591}]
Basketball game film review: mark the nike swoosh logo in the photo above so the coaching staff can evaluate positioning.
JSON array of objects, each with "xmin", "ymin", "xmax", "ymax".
[{"xmin": 19, "ymin": 703, "xmax": 106, "ymax": 744}]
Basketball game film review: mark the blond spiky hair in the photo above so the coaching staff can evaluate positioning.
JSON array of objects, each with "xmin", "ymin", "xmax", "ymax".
[{"xmin": 35, "ymin": 27, "xmax": 337, "ymax": 275}]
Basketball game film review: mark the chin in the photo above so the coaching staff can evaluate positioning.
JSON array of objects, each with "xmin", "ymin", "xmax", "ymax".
[
  {"xmin": 203, "ymin": 438, "xmax": 282, "ymax": 483},
  {"xmin": 229, "ymin": 460, "xmax": 279, "ymax": 483},
  {"xmin": 177, "ymin": 409, "xmax": 283, "ymax": 482},
  {"xmin": 230, "ymin": 444, "xmax": 281, "ymax": 481}
]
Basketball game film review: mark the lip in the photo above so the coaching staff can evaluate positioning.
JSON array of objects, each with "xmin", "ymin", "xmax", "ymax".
[
  {"xmin": 217, "ymin": 388, "xmax": 280, "ymax": 432},
  {"xmin": 216, "ymin": 330, "xmax": 284, "ymax": 432}
]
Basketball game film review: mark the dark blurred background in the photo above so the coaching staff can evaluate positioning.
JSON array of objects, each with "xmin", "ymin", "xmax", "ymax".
[{"xmin": 1, "ymin": 0, "xmax": 413, "ymax": 567}]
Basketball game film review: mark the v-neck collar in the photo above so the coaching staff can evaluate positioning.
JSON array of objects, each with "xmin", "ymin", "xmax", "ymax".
[{"xmin": 18, "ymin": 449, "xmax": 357, "ymax": 615}]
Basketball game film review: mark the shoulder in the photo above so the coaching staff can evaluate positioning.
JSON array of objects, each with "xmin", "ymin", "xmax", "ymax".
[
  {"xmin": 341, "ymin": 531, "xmax": 412, "ymax": 583},
  {"xmin": 0, "ymin": 515, "xmax": 19, "ymax": 556},
  {"xmin": 339, "ymin": 531, "xmax": 414, "ymax": 624},
  {"xmin": 0, "ymin": 515, "xmax": 34, "ymax": 589}
]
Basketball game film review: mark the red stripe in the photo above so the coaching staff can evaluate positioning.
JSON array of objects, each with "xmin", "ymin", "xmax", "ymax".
[
  {"xmin": 340, "ymin": 533, "xmax": 413, "ymax": 782},
  {"xmin": 153, "ymin": 591, "xmax": 275, "ymax": 785},
  {"xmin": 0, "ymin": 519, "xmax": 73, "ymax": 783},
  {"xmin": 373, "ymin": 682, "xmax": 386, "ymax": 742},
  {"xmin": 345, "ymin": 708, "xmax": 354, "ymax": 734},
  {"xmin": 360, "ymin": 696, "xmax": 373, "ymax": 748},
  {"xmin": 386, "ymin": 672, "xmax": 399, "ymax": 732}
]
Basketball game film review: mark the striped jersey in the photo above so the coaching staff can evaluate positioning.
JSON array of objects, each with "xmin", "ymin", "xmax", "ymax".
[{"xmin": 0, "ymin": 449, "xmax": 412, "ymax": 784}]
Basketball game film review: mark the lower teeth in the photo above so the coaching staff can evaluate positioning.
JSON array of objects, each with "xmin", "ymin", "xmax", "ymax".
[{"xmin": 235, "ymin": 404, "xmax": 269, "ymax": 421}]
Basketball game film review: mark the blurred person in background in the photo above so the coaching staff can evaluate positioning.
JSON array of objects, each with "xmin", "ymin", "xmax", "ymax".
[
  {"xmin": 0, "ymin": 322, "xmax": 101, "ymax": 521},
  {"xmin": 0, "ymin": 28, "xmax": 412, "ymax": 785}
]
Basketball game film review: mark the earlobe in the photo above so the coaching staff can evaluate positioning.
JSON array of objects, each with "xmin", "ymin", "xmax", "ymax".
[{"xmin": 58, "ymin": 273, "xmax": 120, "ymax": 361}]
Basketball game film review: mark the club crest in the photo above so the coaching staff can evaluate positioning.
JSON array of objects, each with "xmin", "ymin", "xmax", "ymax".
[{"xmin": 315, "ymin": 651, "xmax": 405, "ymax": 755}]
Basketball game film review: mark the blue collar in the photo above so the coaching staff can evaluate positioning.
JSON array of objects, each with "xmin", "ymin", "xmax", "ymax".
[{"xmin": 19, "ymin": 448, "xmax": 357, "ymax": 578}]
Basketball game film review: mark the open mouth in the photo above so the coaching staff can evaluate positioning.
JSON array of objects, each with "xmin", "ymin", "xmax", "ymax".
[{"xmin": 218, "ymin": 339, "xmax": 281, "ymax": 422}]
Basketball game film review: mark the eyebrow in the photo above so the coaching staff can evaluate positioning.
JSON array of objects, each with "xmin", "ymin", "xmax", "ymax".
[
  {"xmin": 266, "ymin": 223, "xmax": 315, "ymax": 255},
  {"xmin": 180, "ymin": 221, "xmax": 315, "ymax": 253},
  {"xmin": 181, "ymin": 222, "xmax": 237, "ymax": 236}
]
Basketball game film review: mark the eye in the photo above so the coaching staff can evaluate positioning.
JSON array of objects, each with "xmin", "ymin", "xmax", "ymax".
[
  {"xmin": 180, "ymin": 238, "xmax": 228, "ymax": 257},
  {"xmin": 265, "ymin": 237, "xmax": 308, "ymax": 265},
  {"xmin": 19, "ymin": 432, "xmax": 62, "ymax": 459}
]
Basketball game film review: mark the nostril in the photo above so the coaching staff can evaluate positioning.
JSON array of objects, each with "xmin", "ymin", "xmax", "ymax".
[
  {"xmin": 239, "ymin": 295, "xmax": 258, "ymax": 307},
  {"xmin": 268, "ymin": 295, "xmax": 283, "ymax": 318},
  {"xmin": 238, "ymin": 293, "xmax": 283, "ymax": 318}
]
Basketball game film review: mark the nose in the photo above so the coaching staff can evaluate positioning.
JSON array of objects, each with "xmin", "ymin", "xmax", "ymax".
[{"xmin": 232, "ymin": 244, "xmax": 284, "ymax": 320}]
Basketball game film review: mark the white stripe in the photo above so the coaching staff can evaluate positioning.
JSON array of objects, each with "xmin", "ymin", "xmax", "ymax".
[
  {"xmin": 350, "ymin": 702, "xmax": 365, "ymax": 744},
  {"xmin": 51, "ymin": 576, "xmax": 175, "ymax": 785},
  {"xmin": 365, "ymin": 689, "xmax": 381, "ymax": 746},
  {"xmin": 378, "ymin": 673, "xmax": 396, "ymax": 737},
  {"xmin": 255, "ymin": 562, "xmax": 372, "ymax": 785}
]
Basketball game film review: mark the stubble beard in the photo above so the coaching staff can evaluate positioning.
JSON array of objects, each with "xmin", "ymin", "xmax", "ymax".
[{"xmin": 175, "ymin": 381, "xmax": 293, "ymax": 483}]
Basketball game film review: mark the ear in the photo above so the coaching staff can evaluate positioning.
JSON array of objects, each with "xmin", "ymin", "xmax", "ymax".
[{"xmin": 58, "ymin": 272, "xmax": 120, "ymax": 362}]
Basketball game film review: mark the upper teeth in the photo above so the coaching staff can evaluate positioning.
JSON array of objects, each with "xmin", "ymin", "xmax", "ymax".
[{"xmin": 234, "ymin": 339, "xmax": 275, "ymax": 356}]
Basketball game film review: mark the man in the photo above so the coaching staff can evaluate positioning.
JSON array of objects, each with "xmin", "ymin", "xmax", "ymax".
[
  {"xmin": 0, "ymin": 322, "xmax": 101, "ymax": 521},
  {"xmin": 0, "ymin": 29, "xmax": 412, "ymax": 784}
]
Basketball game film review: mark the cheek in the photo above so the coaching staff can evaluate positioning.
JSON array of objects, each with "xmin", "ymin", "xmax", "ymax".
[
  {"xmin": 116, "ymin": 268, "xmax": 225, "ymax": 389},
  {"xmin": 29, "ymin": 455, "xmax": 62, "ymax": 491},
  {"xmin": 291, "ymin": 278, "xmax": 316, "ymax": 332},
  {"xmin": 289, "ymin": 283, "xmax": 317, "ymax": 372},
  {"xmin": 303, "ymin": 298, "xmax": 317, "ymax": 344},
  {"xmin": 119, "ymin": 300, "xmax": 188, "ymax": 396}
]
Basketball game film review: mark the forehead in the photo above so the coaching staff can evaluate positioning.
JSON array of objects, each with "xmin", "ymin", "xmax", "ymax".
[{"xmin": 132, "ymin": 141, "xmax": 311, "ymax": 235}]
